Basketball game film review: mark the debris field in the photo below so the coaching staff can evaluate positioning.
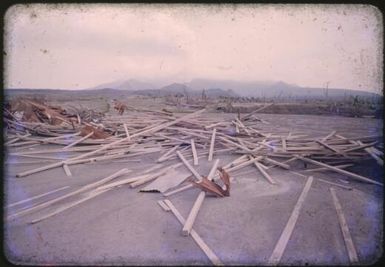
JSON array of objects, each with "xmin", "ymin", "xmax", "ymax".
[{"xmin": 4, "ymin": 98, "xmax": 383, "ymax": 265}]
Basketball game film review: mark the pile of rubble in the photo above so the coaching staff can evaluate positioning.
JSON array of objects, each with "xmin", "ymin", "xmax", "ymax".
[{"xmin": 4, "ymin": 100, "xmax": 383, "ymax": 265}]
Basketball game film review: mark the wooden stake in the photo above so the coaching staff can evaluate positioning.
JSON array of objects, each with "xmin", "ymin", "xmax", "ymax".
[
  {"xmin": 330, "ymin": 187, "xmax": 359, "ymax": 263},
  {"xmin": 208, "ymin": 128, "xmax": 217, "ymax": 161},
  {"xmin": 268, "ymin": 176, "xmax": 314, "ymax": 265},
  {"xmin": 163, "ymin": 199, "xmax": 224, "ymax": 266}
]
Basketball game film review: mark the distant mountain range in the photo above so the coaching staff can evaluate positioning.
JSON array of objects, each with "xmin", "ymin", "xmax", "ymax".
[{"xmin": 88, "ymin": 78, "xmax": 381, "ymax": 99}]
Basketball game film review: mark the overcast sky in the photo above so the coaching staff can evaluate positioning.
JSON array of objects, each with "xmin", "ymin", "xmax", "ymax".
[{"xmin": 4, "ymin": 4, "xmax": 383, "ymax": 93}]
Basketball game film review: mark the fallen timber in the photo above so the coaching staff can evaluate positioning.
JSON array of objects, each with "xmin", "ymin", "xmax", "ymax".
[{"xmin": 4, "ymin": 100, "xmax": 383, "ymax": 265}]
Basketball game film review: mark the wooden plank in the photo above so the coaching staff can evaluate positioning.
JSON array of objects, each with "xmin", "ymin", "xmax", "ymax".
[
  {"xmin": 268, "ymin": 176, "xmax": 314, "ymax": 265},
  {"xmin": 330, "ymin": 187, "xmax": 359, "ymax": 263},
  {"xmin": 62, "ymin": 131, "xmax": 94, "ymax": 150},
  {"xmin": 7, "ymin": 168, "xmax": 130, "ymax": 220},
  {"xmin": 130, "ymin": 163, "xmax": 182, "ymax": 188},
  {"xmin": 253, "ymin": 159, "xmax": 277, "ymax": 184},
  {"xmin": 316, "ymin": 139, "xmax": 344, "ymax": 155},
  {"xmin": 157, "ymin": 200, "xmax": 171, "ymax": 212},
  {"xmin": 16, "ymin": 109, "xmax": 206, "ymax": 178},
  {"xmin": 191, "ymin": 139, "xmax": 198, "ymax": 166},
  {"xmin": 177, "ymin": 151, "xmax": 203, "ymax": 181},
  {"xmin": 6, "ymin": 186, "xmax": 70, "ymax": 208},
  {"xmin": 263, "ymin": 157, "xmax": 290, "ymax": 170},
  {"xmin": 30, "ymin": 188, "xmax": 111, "ymax": 224},
  {"xmin": 318, "ymin": 179, "xmax": 353, "ymax": 190},
  {"xmin": 297, "ymin": 156, "xmax": 383, "ymax": 186},
  {"xmin": 182, "ymin": 159, "xmax": 220, "ymax": 236},
  {"xmin": 162, "ymin": 183, "xmax": 194, "ymax": 197},
  {"xmin": 163, "ymin": 199, "xmax": 224, "ymax": 266},
  {"xmin": 95, "ymin": 174, "xmax": 150, "ymax": 191},
  {"xmin": 123, "ymin": 123, "xmax": 130, "ymax": 139},
  {"xmin": 281, "ymin": 137, "xmax": 287, "ymax": 151},
  {"xmin": 208, "ymin": 128, "xmax": 217, "ymax": 161},
  {"xmin": 62, "ymin": 164, "xmax": 72, "ymax": 177},
  {"xmin": 321, "ymin": 130, "xmax": 337, "ymax": 142},
  {"xmin": 302, "ymin": 164, "xmax": 354, "ymax": 173}
]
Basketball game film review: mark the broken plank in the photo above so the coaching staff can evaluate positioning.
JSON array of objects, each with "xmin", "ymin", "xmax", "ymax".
[
  {"xmin": 268, "ymin": 176, "xmax": 314, "ymax": 265},
  {"xmin": 330, "ymin": 187, "xmax": 359, "ymax": 263},
  {"xmin": 182, "ymin": 159, "xmax": 220, "ymax": 236},
  {"xmin": 163, "ymin": 199, "xmax": 224, "ymax": 266}
]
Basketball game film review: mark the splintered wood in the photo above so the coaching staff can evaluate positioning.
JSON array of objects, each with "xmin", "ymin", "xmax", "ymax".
[{"xmin": 4, "ymin": 102, "xmax": 382, "ymax": 265}]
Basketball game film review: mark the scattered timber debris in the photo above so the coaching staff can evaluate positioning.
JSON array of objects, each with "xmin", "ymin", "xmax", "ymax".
[{"xmin": 4, "ymin": 100, "xmax": 383, "ymax": 265}]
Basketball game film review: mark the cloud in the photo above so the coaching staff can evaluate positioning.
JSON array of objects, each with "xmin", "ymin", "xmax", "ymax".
[{"xmin": 4, "ymin": 4, "xmax": 383, "ymax": 93}]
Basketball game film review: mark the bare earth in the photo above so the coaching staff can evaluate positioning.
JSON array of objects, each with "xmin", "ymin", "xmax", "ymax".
[{"xmin": 4, "ymin": 113, "xmax": 383, "ymax": 265}]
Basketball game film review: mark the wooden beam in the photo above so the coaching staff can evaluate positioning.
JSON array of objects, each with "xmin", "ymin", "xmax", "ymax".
[
  {"xmin": 7, "ymin": 168, "xmax": 130, "ymax": 220},
  {"xmin": 268, "ymin": 176, "xmax": 314, "ymax": 265},
  {"xmin": 281, "ymin": 137, "xmax": 287, "ymax": 151},
  {"xmin": 252, "ymin": 159, "xmax": 277, "ymax": 184},
  {"xmin": 182, "ymin": 159, "xmax": 220, "ymax": 236},
  {"xmin": 330, "ymin": 187, "xmax": 359, "ymax": 263},
  {"xmin": 191, "ymin": 139, "xmax": 198, "ymax": 166},
  {"xmin": 62, "ymin": 164, "xmax": 72, "ymax": 177},
  {"xmin": 157, "ymin": 200, "xmax": 171, "ymax": 212},
  {"xmin": 123, "ymin": 123, "xmax": 130, "ymax": 139},
  {"xmin": 296, "ymin": 156, "xmax": 383, "ymax": 186},
  {"xmin": 208, "ymin": 128, "xmax": 217, "ymax": 161},
  {"xmin": 62, "ymin": 131, "xmax": 94, "ymax": 150},
  {"xmin": 6, "ymin": 186, "xmax": 70, "ymax": 208},
  {"xmin": 263, "ymin": 157, "xmax": 290, "ymax": 170},
  {"xmin": 177, "ymin": 151, "xmax": 203, "ymax": 181},
  {"xmin": 163, "ymin": 199, "xmax": 224, "ymax": 266},
  {"xmin": 130, "ymin": 163, "xmax": 182, "ymax": 188},
  {"xmin": 302, "ymin": 164, "xmax": 354, "ymax": 173},
  {"xmin": 318, "ymin": 179, "xmax": 353, "ymax": 190},
  {"xmin": 30, "ymin": 188, "xmax": 111, "ymax": 224},
  {"xmin": 16, "ymin": 109, "xmax": 206, "ymax": 178},
  {"xmin": 321, "ymin": 130, "xmax": 337, "ymax": 142}
]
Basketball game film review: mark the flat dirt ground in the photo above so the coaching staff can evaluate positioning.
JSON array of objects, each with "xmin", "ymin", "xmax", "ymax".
[{"xmin": 3, "ymin": 112, "xmax": 383, "ymax": 265}]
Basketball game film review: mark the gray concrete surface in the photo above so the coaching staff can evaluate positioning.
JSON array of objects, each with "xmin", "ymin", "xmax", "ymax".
[{"xmin": 3, "ymin": 113, "xmax": 383, "ymax": 265}]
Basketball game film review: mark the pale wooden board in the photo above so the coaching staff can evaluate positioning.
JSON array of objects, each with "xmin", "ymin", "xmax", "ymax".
[
  {"xmin": 268, "ymin": 176, "xmax": 314, "ymax": 265},
  {"xmin": 330, "ymin": 187, "xmax": 359, "ymax": 263}
]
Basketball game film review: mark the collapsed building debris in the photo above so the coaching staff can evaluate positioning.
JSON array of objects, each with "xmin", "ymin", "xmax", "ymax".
[{"xmin": 4, "ymin": 101, "xmax": 383, "ymax": 265}]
